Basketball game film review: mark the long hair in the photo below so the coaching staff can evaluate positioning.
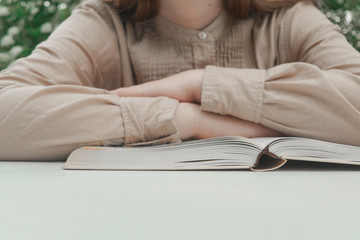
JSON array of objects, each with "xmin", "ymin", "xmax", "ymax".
[{"xmin": 102, "ymin": 0, "xmax": 307, "ymax": 22}]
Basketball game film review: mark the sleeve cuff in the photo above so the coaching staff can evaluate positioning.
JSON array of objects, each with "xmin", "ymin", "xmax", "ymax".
[
  {"xmin": 200, "ymin": 65, "xmax": 266, "ymax": 123},
  {"xmin": 120, "ymin": 96, "xmax": 181, "ymax": 146}
]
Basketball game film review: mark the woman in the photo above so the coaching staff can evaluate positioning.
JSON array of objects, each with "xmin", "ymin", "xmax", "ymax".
[{"xmin": 0, "ymin": 0, "xmax": 359, "ymax": 161}]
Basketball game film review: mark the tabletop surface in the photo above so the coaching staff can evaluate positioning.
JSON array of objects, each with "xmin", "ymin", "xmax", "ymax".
[{"xmin": 1, "ymin": 161, "xmax": 360, "ymax": 240}]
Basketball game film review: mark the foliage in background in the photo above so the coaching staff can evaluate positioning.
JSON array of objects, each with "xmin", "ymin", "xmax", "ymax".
[
  {"xmin": 0, "ymin": 0, "xmax": 359, "ymax": 70},
  {"xmin": 319, "ymin": 0, "xmax": 360, "ymax": 51},
  {"xmin": 0, "ymin": 0, "xmax": 79, "ymax": 70}
]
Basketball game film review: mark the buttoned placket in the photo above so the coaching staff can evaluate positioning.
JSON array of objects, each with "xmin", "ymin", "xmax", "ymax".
[
  {"xmin": 153, "ymin": 11, "xmax": 228, "ymax": 70},
  {"xmin": 192, "ymin": 31, "xmax": 216, "ymax": 69}
]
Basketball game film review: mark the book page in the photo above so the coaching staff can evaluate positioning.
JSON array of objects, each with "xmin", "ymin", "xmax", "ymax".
[
  {"xmin": 64, "ymin": 136, "xmax": 264, "ymax": 170},
  {"xmin": 268, "ymin": 137, "xmax": 360, "ymax": 164},
  {"xmin": 251, "ymin": 137, "xmax": 284, "ymax": 149}
]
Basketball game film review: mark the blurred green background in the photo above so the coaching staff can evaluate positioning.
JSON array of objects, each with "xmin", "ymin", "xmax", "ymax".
[{"xmin": 0, "ymin": 0, "xmax": 359, "ymax": 70}]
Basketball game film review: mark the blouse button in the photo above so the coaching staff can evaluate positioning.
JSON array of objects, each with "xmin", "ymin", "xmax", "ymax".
[{"xmin": 198, "ymin": 32, "xmax": 207, "ymax": 40}]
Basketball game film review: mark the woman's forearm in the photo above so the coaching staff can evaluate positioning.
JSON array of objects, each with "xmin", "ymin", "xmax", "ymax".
[
  {"xmin": 111, "ymin": 70, "xmax": 281, "ymax": 140},
  {"xmin": 174, "ymin": 102, "xmax": 281, "ymax": 140}
]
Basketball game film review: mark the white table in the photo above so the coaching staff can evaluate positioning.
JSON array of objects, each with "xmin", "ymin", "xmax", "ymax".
[{"xmin": 1, "ymin": 161, "xmax": 359, "ymax": 240}]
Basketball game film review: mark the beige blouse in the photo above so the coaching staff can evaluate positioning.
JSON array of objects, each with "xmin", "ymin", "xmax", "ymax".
[{"xmin": 0, "ymin": 0, "xmax": 359, "ymax": 161}]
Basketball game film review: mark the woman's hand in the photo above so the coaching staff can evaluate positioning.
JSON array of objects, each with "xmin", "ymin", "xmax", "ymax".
[
  {"xmin": 175, "ymin": 102, "xmax": 282, "ymax": 140},
  {"xmin": 111, "ymin": 69, "xmax": 281, "ymax": 140},
  {"xmin": 111, "ymin": 69, "xmax": 204, "ymax": 103}
]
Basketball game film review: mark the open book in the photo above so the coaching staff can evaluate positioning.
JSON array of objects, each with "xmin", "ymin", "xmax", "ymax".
[{"xmin": 63, "ymin": 136, "xmax": 360, "ymax": 171}]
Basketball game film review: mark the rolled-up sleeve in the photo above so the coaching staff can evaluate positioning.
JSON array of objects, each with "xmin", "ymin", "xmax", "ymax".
[
  {"xmin": 0, "ymin": 1, "xmax": 180, "ymax": 161},
  {"xmin": 201, "ymin": 2, "xmax": 360, "ymax": 146}
]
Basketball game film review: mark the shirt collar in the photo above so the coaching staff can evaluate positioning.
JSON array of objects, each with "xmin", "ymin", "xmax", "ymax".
[{"xmin": 154, "ymin": 9, "xmax": 229, "ymax": 43}]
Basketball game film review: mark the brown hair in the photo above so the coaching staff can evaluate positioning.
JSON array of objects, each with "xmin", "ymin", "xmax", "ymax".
[{"xmin": 102, "ymin": 0, "xmax": 307, "ymax": 22}]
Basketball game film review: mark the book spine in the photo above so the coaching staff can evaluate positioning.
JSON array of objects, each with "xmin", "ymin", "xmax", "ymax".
[{"xmin": 251, "ymin": 148, "xmax": 287, "ymax": 171}]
